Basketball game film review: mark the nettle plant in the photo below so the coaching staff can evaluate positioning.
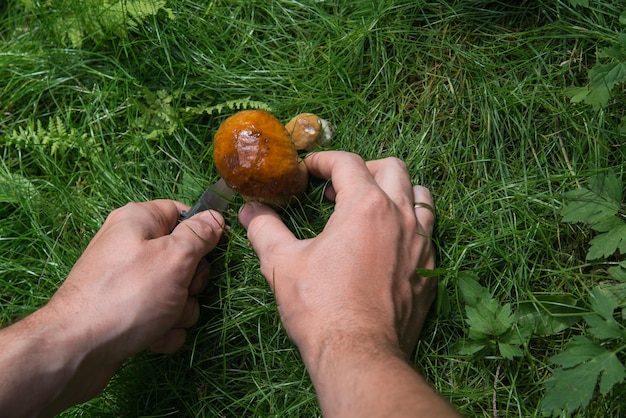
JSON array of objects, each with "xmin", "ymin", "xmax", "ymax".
[{"xmin": 455, "ymin": 171, "xmax": 626, "ymax": 416}]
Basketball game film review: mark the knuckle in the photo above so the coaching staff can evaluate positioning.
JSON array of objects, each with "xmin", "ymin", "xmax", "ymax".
[
  {"xmin": 359, "ymin": 190, "xmax": 395, "ymax": 218},
  {"xmin": 105, "ymin": 202, "xmax": 135, "ymax": 222},
  {"xmin": 342, "ymin": 152, "xmax": 367, "ymax": 166},
  {"xmin": 384, "ymin": 157, "xmax": 409, "ymax": 173}
]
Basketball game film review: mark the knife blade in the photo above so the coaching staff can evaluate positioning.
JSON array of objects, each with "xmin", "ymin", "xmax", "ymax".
[{"xmin": 180, "ymin": 178, "xmax": 235, "ymax": 220}]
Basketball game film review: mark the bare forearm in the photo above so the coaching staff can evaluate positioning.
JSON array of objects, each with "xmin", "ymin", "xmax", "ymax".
[
  {"xmin": 0, "ymin": 308, "xmax": 113, "ymax": 418},
  {"xmin": 304, "ymin": 339, "xmax": 461, "ymax": 418}
]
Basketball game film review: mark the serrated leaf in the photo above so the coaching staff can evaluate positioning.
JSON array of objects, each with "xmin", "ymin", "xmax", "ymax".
[
  {"xmin": 588, "ymin": 170, "xmax": 623, "ymax": 203},
  {"xmin": 590, "ymin": 286, "xmax": 619, "ymax": 320},
  {"xmin": 465, "ymin": 306, "xmax": 490, "ymax": 338},
  {"xmin": 543, "ymin": 350, "xmax": 625, "ymax": 414},
  {"xmin": 564, "ymin": 86, "xmax": 589, "ymax": 103},
  {"xmin": 588, "ymin": 61, "xmax": 626, "ymax": 109},
  {"xmin": 561, "ymin": 188, "xmax": 619, "ymax": 225},
  {"xmin": 466, "ymin": 305, "xmax": 499, "ymax": 339},
  {"xmin": 597, "ymin": 282, "xmax": 626, "ymax": 307},
  {"xmin": 584, "ymin": 84, "xmax": 612, "ymax": 109},
  {"xmin": 457, "ymin": 273, "xmax": 487, "ymax": 306},
  {"xmin": 592, "ymin": 216, "xmax": 625, "ymax": 233},
  {"xmin": 542, "ymin": 362, "xmax": 598, "ymax": 414},
  {"xmin": 516, "ymin": 294, "xmax": 583, "ymax": 336},
  {"xmin": 586, "ymin": 223, "xmax": 626, "ymax": 260},
  {"xmin": 543, "ymin": 337, "xmax": 626, "ymax": 414},
  {"xmin": 551, "ymin": 336, "xmax": 604, "ymax": 368},
  {"xmin": 456, "ymin": 339, "xmax": 487, "ymax": 356},
  {"xmin": 598, "ymin": 45, "xmax": 626, "ymax": 61},
  {"xmin": 466, "ymin": 298, "xmax": 514, "ymax": 338},
  {"xmin": 608, "ymin": 265, "xmax": 626, "ymax": 281},
  {"xmin": 585, "ymin": 314, "xmax": 623, "ymax": 339},
  {"xmin": 495, "ymin": 303, "xmax": 516, "ymax": 330},
  {"xmin": 599, "ymin": 353, "xmax": 626, "ymax": 394},
  {"xmin": 498, "ymin": 342, "xmax": 523, "ymax": 359}
]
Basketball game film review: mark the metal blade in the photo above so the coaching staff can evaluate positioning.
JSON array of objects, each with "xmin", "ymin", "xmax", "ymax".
[{"xmin": 181, "ymin": 178, "xmax": 235, "ymax": 219}]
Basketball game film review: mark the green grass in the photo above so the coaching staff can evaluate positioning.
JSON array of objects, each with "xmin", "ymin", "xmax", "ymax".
[{"xmin": 1, "ymin": 0, "xmax": 625, "ymax": 416}]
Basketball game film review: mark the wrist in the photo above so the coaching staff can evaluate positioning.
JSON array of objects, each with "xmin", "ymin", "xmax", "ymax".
[
  {"xmin": 301, "ymin": 331, "xmax": 415, "ymax": 417},
  {"xmin": 301, "ymin": 328, "xmax": 405, "ymax": 380},
  {"xmin": 299, "ymin": 330, "xmax": 461, "ymax": 418}
]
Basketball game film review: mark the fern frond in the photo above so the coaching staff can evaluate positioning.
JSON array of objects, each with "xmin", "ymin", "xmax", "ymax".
[
  {"xmin": 185, "ymin": 97, "xmax": 273, "ymax": 117},
  {"xmin": 6, "ymin": 117, "xmax": 102, "ymax": 162}
]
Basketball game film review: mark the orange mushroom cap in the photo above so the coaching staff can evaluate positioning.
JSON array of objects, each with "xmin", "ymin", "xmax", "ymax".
[{"xmin": 213, "ymin": 110, "xmax": 308, "ymax": 206}]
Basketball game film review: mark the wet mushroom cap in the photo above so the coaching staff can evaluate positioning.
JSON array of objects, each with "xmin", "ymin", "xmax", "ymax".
[
  {"xmin": 213, "ymin": 110, "xmax": 308, "ymax": 205},
  {"xmin": 285, "ymin": 113, "xmax": 335, "ymax": 151}
]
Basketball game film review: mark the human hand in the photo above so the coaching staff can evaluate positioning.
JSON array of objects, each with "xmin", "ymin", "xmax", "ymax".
[
  {"xmin": 238, "ymin": 151, "xmax": 437, "ymax": 364},
  {"xmin": 51, "ymin": 200, "xmax": 224, "ymax": 355},
  {"xmin": 45, "ymin": 201, "xmax": 223, "ymax": 398},
  {"xmin": 0, "ymin": 200, "xmax": 226, "ymax": 417}
]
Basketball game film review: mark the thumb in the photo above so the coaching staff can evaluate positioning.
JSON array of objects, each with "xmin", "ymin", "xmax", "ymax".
[
  {"xmin": 170, "ymin": 210, "xmax": 225, "ymax": 257},
  {"xmin": 238, "ymin": 201, "xmax": 298, "ymax": 262}
]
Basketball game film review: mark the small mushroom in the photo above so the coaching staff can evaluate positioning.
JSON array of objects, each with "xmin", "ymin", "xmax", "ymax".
[
  {"xmin": 213, "ymin": 110, "xmax": 309, "ymax": 207},
  {"xmin": 285, "ymin": 113, "xmax": 335, "ymax": 151}
]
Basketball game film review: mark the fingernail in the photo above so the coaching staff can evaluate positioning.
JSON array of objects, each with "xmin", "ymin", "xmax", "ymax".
[
  {"xmin": 238, "ymin": 201, "xmax": 261, "ymax": 227},
  {"xmin": 197, "ymin": 210, "xmax": 224, "ymax": 229}
]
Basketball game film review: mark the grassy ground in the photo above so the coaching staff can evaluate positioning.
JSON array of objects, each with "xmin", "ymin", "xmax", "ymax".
[{"xmin": 1, "ymin": 0, "xmax": 625, "ymax": 416}]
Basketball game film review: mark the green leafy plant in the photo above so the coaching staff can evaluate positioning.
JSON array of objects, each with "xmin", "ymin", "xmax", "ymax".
[
  {"xmin": 456, "ymin": 273, "xmax": 531, "ymax": 360},
  {"xmin": 0, "ymin": 170, "xmax": 37, "ymax": 204},
  {"xmin": 184, "ymin": 97, "xmax": 273, "ymax": 117},
  {"xmin": 564, "ymin": 11, "xmax": 626, "ymax": 109},
  {"xmin": 456, "ymin": 275, "xmax": 583, "ymax": 361},
  {"xmin": 561, "ymin": 170, "xmax": 626, "ymax": 279},
  {"xmin": 18, "ymin": 0, "xmax": 174, "ymax": 48},
  {"xmin": 134, "ymin": 90, "xmax": 273, "ymax": 141},
  {"xmin": 515, "ymin": 293, "xmax": 583, "ymax": 337},
  {"xmin": 541, "ymin": 286, "xmax": 626, "ymax": 415},
  {"xmin": 540, "ymin": 171, "xmax": 626, "ymax": 415},
  {"xmin": 5, "ymin": 116, "xmax": 103, "ymax": 162}
]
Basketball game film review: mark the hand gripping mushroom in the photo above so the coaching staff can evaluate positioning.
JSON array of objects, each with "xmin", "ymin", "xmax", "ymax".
[{"xmin": 212, "ymin": 110, "xmax": 334, "ymax": 207}]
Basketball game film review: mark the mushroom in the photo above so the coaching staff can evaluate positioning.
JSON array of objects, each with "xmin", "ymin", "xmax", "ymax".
[
  {"xmin": 212, "ymin": 109, "xmax": 333, "ymax": 207},
  {"xmin": 285, "ymin": 113, "xmax": 335, "ymax": 151}
]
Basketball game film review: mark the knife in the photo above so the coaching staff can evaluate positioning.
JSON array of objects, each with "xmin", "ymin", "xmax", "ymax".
[{"xmin": 180, "ymin": 178, "xmax": 236, "ymax": 220}]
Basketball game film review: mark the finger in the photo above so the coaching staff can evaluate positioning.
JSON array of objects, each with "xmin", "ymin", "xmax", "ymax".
[
  {"xmin": 412, "ymin": 185, "xmax": 435, "ymax": 236},
  {"xmin": 125, "ymin": 200, "xmax": 191, "ymax": 237},
  {"xmin": 175, "ymin": 297, "xmax": 201, "ymax": 328},
  {"xmin": 365, "ymin": 158, "xmax": 413, "ymax": 207},
  {"xmin": 323, "ymin": 182, "xmax": 337, "ymax": 201},
  {"xmin": 305, "ymin": 151, "xmax": 379, "ymax": 203},
  {"xmin": 189, "ymin": 259, "xmax": 211, "ymax": 296},
  {"xmin": 149, "ymin": 328, "xmax": 187, "ymax": 354},
  {"xmin": 169, "ymin": 210, "xmax": 225, "ymax": 258},
  {"xmin": 401, "ymin": 280, "xmax": 437, "ymax": 353},
  {"xmin": 238, "ymin": 201, "xmax": 299, "ymax": 281}
]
